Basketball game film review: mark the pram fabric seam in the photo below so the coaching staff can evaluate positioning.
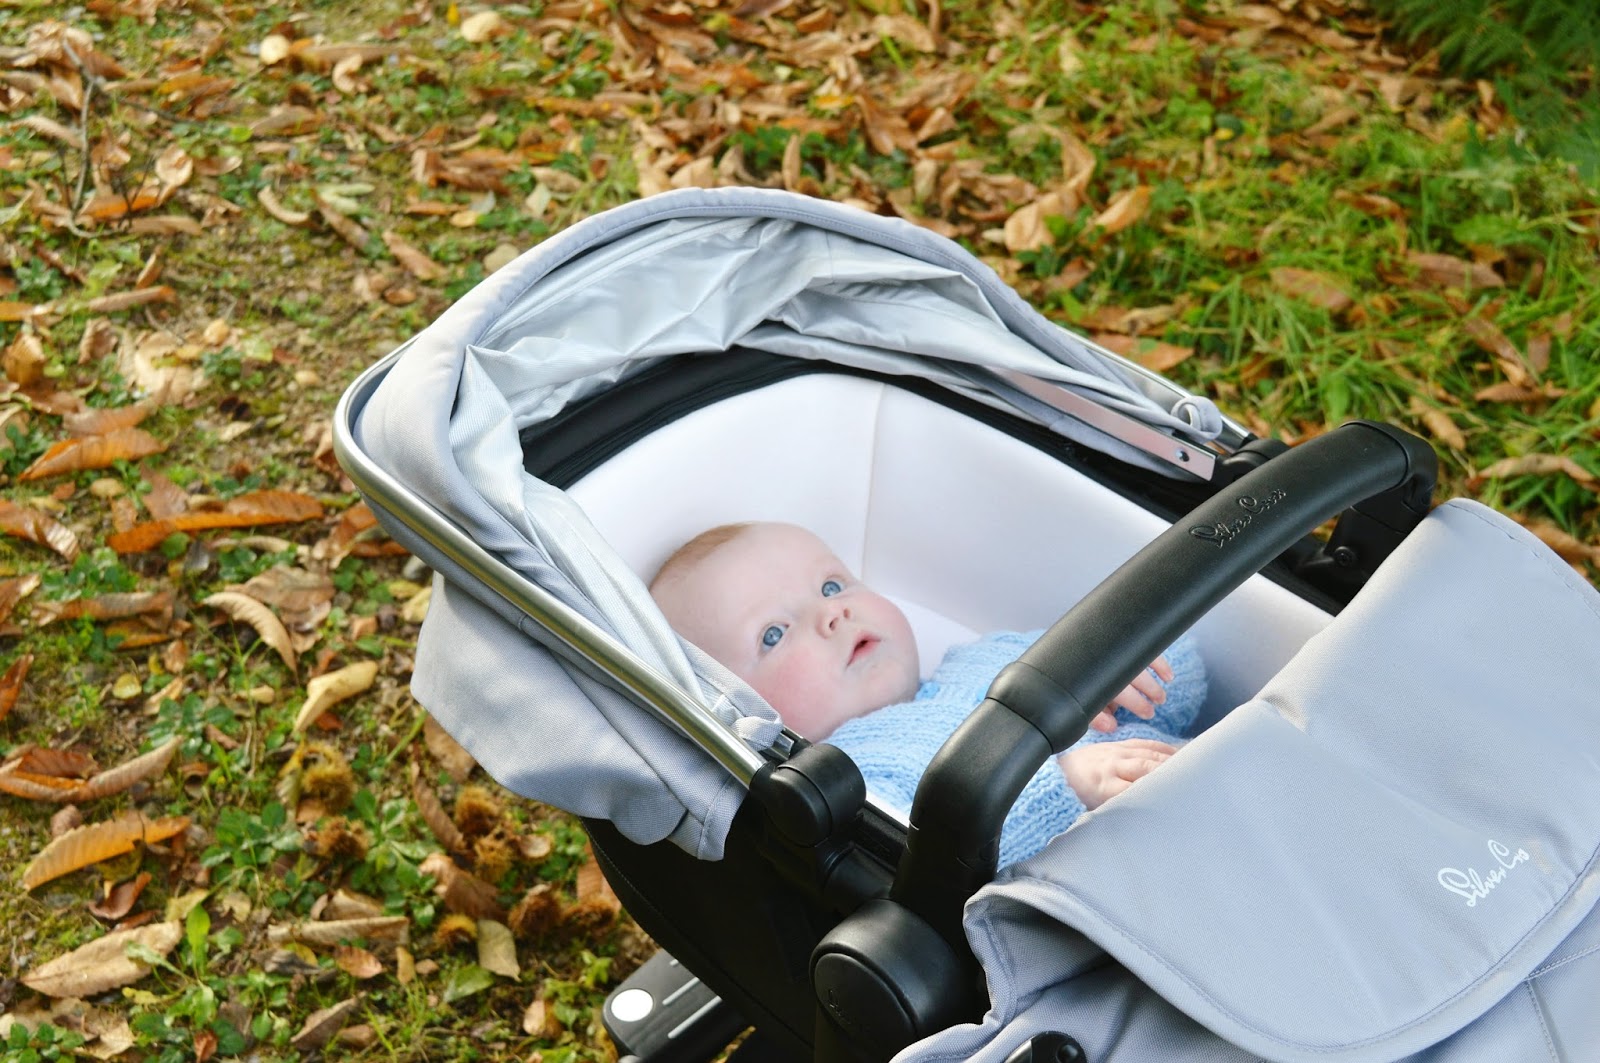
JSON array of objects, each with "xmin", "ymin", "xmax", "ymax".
[
  {"xmin": 1527, "ymin": 939, "xmax": 1600, "ymax": 980},
  {"xmin": 1521, "ymin": 980, "xmax": 1562, "ymax": 1062}
]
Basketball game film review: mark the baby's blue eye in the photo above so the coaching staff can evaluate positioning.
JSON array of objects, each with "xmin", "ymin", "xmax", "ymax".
[
  {"xmin": 761, "ymin": 625, "xmax": 785, "ymax": 648},
  {"xmin": 821, "ymin": 579, "xmax": 843, "ymax": 597}
]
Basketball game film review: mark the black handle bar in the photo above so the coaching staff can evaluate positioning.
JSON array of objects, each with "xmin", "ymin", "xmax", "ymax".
[{"xmin": 890, "ymin": 421, "xmax": 1437, "ymax": 945}]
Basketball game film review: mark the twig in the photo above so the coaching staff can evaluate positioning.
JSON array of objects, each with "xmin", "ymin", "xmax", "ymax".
[
  {"xmin": 56, "ymin": 37, "xmax": 98, "ymax": 240},
  {"xmin": 380, "ymin": 713, "xmax": 427, "ymax": 770}
]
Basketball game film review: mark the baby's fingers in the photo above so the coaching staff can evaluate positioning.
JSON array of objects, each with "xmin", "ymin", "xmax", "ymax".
[
  {"xmin": 1090, "ymin": 711, "xmax": 1118, "ymax": 733},
  {"xmin": 1149, "ymin": 654, "xmax": 1174, "ymax": 683}
]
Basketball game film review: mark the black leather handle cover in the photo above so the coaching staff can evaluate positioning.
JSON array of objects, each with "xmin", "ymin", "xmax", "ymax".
[{"xmin": 891, "ymin": 421, "xmax": 1437, "ymax": 942}]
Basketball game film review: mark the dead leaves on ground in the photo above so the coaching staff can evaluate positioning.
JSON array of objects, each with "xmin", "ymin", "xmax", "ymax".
[
  {"xmin": 0, "ymin": 736, "xmax": 179, "ymax": 803},
  {"xmin": 108, "ymin": 489, "xmax": 325, "ymax": 553},
  {"xmin": 21, "ymin": 810, "xmax": 190, "ymax": 890},
  {"xmin": 21, "ymin": 921, "xmax": 183, "ymax": 998}
]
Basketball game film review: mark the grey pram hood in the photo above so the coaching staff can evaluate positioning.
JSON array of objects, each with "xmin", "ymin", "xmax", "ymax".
[{"xmin": 345, "ymin": 189, "xmax": 1600, "ymax": 1061}]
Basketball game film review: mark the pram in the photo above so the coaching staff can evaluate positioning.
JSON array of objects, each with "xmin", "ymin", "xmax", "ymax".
[{"xmin": 333, "ymin": 188, "xmax": 1600, "ymax": 1063}]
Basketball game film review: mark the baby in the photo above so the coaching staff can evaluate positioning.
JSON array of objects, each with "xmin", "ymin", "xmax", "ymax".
[{"xmin": 650, "ymin": 522, "xmax": 1204, "ymax": 865}]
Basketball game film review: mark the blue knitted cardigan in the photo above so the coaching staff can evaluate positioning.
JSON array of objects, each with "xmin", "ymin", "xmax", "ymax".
[{"xmin": 825, "ymin": 630, "xmax": 1206, "ymax": 867}]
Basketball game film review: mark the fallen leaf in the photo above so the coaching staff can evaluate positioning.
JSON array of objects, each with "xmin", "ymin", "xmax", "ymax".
[
  {"xmin": 460, "ymin": 10, "xmax": 508, "ymax": 42},
  {"xmin": 257, "ymin": 187, "xmax": 312, "ymax": 226},
  {"xmin": 321, "ymin": 501, "xmax": 407, "ymax": 561},
  {"xmin": 381, "ymin": 230, "xmax": 446, "ymax": 281},
  {"xmin": 477, "ymin": 919, "xmax": 520, "ymax": 977},
  {"xmin": 75, "ymin": 737, "xmax": 181, "ymax": 802},
  {"xmin": 324, "ymin": 888, "xmax": 385, "ymax": 921},
  {"xmin": 413, "ymin": 772, "xmax": 468, "ymax": 855},
  {"xmin": 1270, "ymin": 267, "xmax": 1353, "ymax": 312},
  {"xmin": 0, "ymin": 498, "xmax": 80, "ymax": 559},
  {"xmin": 12, "ymin": 746, "xmax": 96, "ymax": 779},
  {"xmin": 84, "ymin": 287, "xmax": 176, "ymax": 314},
  {"xmin": 192, "ymin": 1029, "xmax": 217, "ymax": 1063},
  {"xmin": 294, "ymin": 660, "xmax": 379, "ymax": 733},
  {"xmin": 18, "ymin": 427, "xmax": 167, "ymax": 481},
  {"xmin": 1091, "ymin": 186, "xmax": 1150, "ymax": 236},
  {"xmin": 88, "ymin": 871, "xmax": 152, "ymax": 921},
  {"xmin": 424, "ymin": 715, "xmax": 477, "ymax": 782},
  {"xmin": 1468, "ymin": 453, "xmax": 1596, "ymax": 490},
  {"xmin": 203, "ymin": 591, "xmax": 297, "ymax": 674},
  {"xmin": 1408, "ymin": 397, "xmax": 1466, "ymax": 450},
  {"xmin": 334, "ymin": 944, "xmax": 384, "ymax": 980},
  {"xmin": 20, "ymin": 922, "xmax": 182, "ymax": 997},
  {"xmin": 22, "ymin": 812, "xmax": 190, "ymax": 890},
  {"xmin": 1003, "ymin": 190, "xmax": 1072, "ymax": 254},
  {"xmin": 1462, "ymin": 316, "xmax": 1536, "ymax": 386},
  {"xmin": 4, "ymin": 332, "xmax": 46, "ymax": 385},
  {"xmin": 63, "ymin": 401, "xmax": 154, "ymax": 437},
  {"xmin": 1511, "ymin": 518, "xmax": 1600, "ymax": 566},
  {"xmin": 1091, "ymin": 333, "xmax": 1193, "ymax": 372},
  {"xmin": 0, "ymin": 653, "xmax": 32, "ymax": 723},
  {"xmin": 575, "ymin": 851, "xmax": 621, "ymax": 913},
  {"xmin": 1473, "ymin": 382, "xmax": 1565, "ymax": 404},
  {"xmin": 251, "ymin": 106, "xmax": 322, "ymax": 138},
  {"xmin": 109, "ymin": 490, "xmax": 324, "ymax": 553},
  {"xmin": 142, "ymin": 472, "xmax": 189, "ymax": 521},
  {"xmin": 1406, "ymin": 251, "xmax": 1503, "ymax": 290},
  {"xmin": 420, "ymin": 851, "xmax": 507, "ymax": 921},
  {"xmin": 266, "ymin": 916, "xmax": 409, "ymax": 947},
  {"xmin": 35, "ymin": 590, "xmax": 174, "ymax": 626},
  {"xmin": 290, "ymin": 998, "xmax": 358, "ymax": 1053}
]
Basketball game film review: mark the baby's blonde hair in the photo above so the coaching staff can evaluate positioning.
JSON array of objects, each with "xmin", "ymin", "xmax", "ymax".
[{"xmin": 649, "ymin": 523, "xmax": 753, "ymax": 595}]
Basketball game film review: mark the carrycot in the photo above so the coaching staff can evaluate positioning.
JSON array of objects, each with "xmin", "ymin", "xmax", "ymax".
[{"xmin": 333, "ymin": 188, "xmax": 1600, "ymax": 1063}]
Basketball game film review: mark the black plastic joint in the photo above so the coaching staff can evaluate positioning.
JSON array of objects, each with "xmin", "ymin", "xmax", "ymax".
[
  {"xmin": 750, "ymin": 742, "xmax": 867, "ymax": 848},
  {"xmin": 987, "ymin": 659, "xmax": 1094, "ymax": 746},
  {"xmin": 811, "ymin": 899, "xmax": 979, "ymax": 1062}
]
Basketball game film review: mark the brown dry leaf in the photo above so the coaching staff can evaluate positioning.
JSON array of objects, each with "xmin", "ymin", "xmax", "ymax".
[
  {"xmin": 460, "ymin": 10, "xmax": 509, "ymax": 42},
  {"xmin": 294, "ymin": 660, "xmax": 379, "ymax": 733},
  {"xmin": 1003, "ymin": 190, "xmax": 1072, "ymax": 254},
  {"xmin": 1406, "ymin": 251, "xmax": 1503, "ymax": 290},
  {"xmin": 14, "ymin": 747, "xmax": 98, "ymax": 779},
  {"xmin": 334, "ymin": 944, "xmax": 384, "ymax": 980},
  {"xmin": 239, "ymin": 566, "xmax": 334, "ymax": 626},
  {"xmin": 413, "ymin": 772, "xmax": 468, "ymax": 855},
  {"xmin": 857, "ymin": 93, "xmax": 917, "ymax": 156},
  {"xmin": 88, "ymin": 871, "xmax": 152, "ymax": 921},
  {"xmin": 420, "ymin": 851, "xmax": 507, "ymax": 921},
  {"xmin": 36, "ymin": 590, "xmax": 173, "ymax": 626},
  {"xmin": 266, "ymin": 916, "xmax": 409, "ymax": 947},
  {"xmin": 0, "ymin": 499, "xmax": 80, "ymax": 560},
  {"xmin": 381, "ymin": 230, "xmax": 446, "ymax": 281},
  {"xmin": 1335, "ymin": 190, "xmax": 1406, "ymax": 220},
  {"xmin": 477, "ymin": 919, "xmax": 520, "ymax": 977},
  {"xmin": 1468, "ymin": 454, "xmax": 1597, "ymax": 490},
  {"xmin": 142, "ymin": 472, "xmax": 190, "ymax": 521},
  {"xmin": 321, "ymin": 501, "xmax": 407, "ymax": 561},
  {"xmin": 19, "ymin": 427, "xmax": 167, "ymax": 481},
  {"xmin": 251, "ymin": 106, "xmax": 322, "ymax": 138},
  {"xmin": 257, "ymin": 187, "xmax": 312, "ymax": 226},
  {"xmin": 76, "ymin": 737, "xmax": 181, "ymax": 802},
  {"xmin": 1091, "ymin": 333, "xmax": 1193, "ymax": 372},
  {"xmin": 1512, "ymin": 518, "xmax": 1600, "ymax": 566},
  {"xmin": 21, "ymin": 922, "xmax": 182, "ymax": 998},
  {"xmin": 108, "ymin": 489, "xmax": 324, "ymax": 553},
  {"xmin": 1269, "ymin": 267, "xmax": 1353, "ymax": 313},
  {"xmin": 0, "ymin": 653, "xmax": 32, "ymax": 723},
  {"xmin": 84, "ymin": 287, "xmax": 176, "ymax": 314},
  {"xmin": 63, "ymin": 402, "xmax": 154, "ymax": 437},
  {"xmin": 1091, "ymin": 186, "xmax": 1150, "ymax": 236},
  {"xmin": 290, "ymin": 998, "xmax": 358, "ymax": 1053},
  {"xmin": 424, "ymin": 715, "xmax": 477, "ymax": 783},
  {"xmin": 1408, "ymin": 397, "xmax": 1466, "ymax": 450},
  {"xmin": 1, "ymin": 573, "xmax": 43, "ymax": 622},
  {"xmin": 575, "ymin": 848, "xmax": 620, "ymax": 912},
  {"xmin": 203, "ymin": 591, "xmax": 297, "ymax": 674},
  {"xmin": 0, "ymin": 302, "xmax": 50, "ymax": 323},
  {"xmin": 22, "ymin": 812, "xmax": 191, "ymax": 890},
  {"xmin": 1474, "ymin": 382, "xmax": 1566, "ymax": 404},
  {"xmin": 1462, "ymin": 316, "xmax": 1536, "ymax": 387},
  {"xmin": 4, "ymin": 332, "xmax": 46, "ymax": 385},
  {"xmin": 0, "ymin": 766, "xmax": 83, "ymax": 801}
]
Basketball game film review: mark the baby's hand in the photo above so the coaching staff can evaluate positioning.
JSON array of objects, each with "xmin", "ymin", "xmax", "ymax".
[
  {"xmin": 1058, "ymin": 738, "xmax": 1176, "ymax": 810},
  {"xmin": 1089, "ymin": 654, "xmax": 1174, "ymax": 733}
]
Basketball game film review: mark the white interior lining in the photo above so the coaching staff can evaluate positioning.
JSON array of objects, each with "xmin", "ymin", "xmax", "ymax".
[{"xmin": 568, "ymin": 375, "xmax": 1332, "ymax": 726}]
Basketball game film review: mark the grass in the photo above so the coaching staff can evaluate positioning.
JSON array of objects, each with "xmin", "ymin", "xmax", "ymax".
[{"xmin": 0, "ymin": 0, "xmax": 1597, "ymax": 1059}]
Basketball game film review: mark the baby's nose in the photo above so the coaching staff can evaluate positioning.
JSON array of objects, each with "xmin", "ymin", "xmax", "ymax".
[{"xmin": 819, "ymin": 601, "xmax": 851, "ymax": 634}]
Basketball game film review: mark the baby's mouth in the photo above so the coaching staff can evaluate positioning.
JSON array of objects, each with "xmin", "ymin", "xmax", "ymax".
[{"xmin": 848, "ymin": 635, "xmax": 878, "ymax": 665}]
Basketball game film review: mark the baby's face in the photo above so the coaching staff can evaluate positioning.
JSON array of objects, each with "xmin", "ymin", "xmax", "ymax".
[{"xmin": 652, "ymin": 523, "xmax": 920, "ymax": 740}]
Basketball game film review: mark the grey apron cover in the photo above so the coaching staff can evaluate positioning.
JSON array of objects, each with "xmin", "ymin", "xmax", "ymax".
[
  {"xmin": 898, "ymin": 499, "xmax": 1600, "ymax": 1063},
  {"xmin": 351, "ymin": 187, "xmax": 1227, "ymax": 858}
]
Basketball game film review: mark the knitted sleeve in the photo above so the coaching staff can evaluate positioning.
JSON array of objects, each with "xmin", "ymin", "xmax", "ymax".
[{"xmin": 825, "ymin": 631, "xmax": 1085, "ymax": 868}]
